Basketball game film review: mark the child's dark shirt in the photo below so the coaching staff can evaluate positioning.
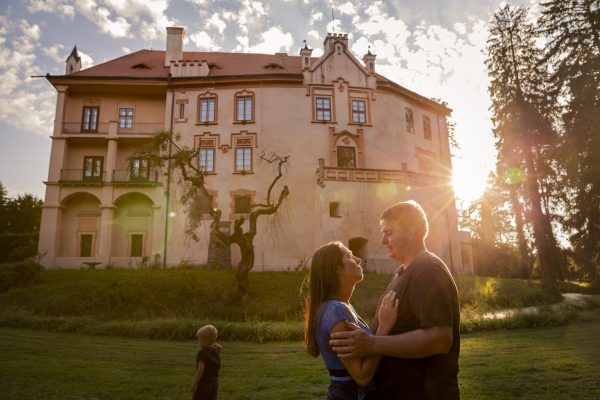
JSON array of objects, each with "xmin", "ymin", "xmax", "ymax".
[{"xmin": 194, "ymin": 346, "xmax": 221, "ymax": 400}]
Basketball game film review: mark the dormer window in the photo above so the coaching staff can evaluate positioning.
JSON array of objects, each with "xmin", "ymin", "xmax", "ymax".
[
  {"xmin": 131, "ymin": 63, "xmax": 151, "ymax": 69},
  {"xmin": 263, "ymin": 63, "xmax": 284, "ymax": 70}
]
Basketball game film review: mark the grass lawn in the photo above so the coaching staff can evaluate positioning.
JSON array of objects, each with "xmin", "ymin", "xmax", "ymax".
[{"xmin": 2, "ymin": 310, "xmax": 599, "ymax": 400}]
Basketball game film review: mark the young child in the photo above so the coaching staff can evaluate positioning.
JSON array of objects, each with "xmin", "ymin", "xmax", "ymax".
[{"xmin": 191, "ymin": 324, "xmax": 221, "ymax": 400}]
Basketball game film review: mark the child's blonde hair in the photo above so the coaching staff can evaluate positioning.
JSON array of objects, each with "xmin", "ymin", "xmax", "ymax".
[{"xmin": 196, "ymin": 324, "xmax": 218, "ymax": 344}]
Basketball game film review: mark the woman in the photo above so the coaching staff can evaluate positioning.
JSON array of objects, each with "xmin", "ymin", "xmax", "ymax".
[{"xmin": 304, "ymin": 241, "xmax": 398, "ymax": 400}]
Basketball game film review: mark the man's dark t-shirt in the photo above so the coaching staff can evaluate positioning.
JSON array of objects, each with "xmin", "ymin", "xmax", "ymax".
[
  {"xmin": 373, "ymin": 252, "xmax": 460, "ymax": 400},
  {"xmin": 194, "ymin": 346, "xmax": 221, "ymax": 400}
]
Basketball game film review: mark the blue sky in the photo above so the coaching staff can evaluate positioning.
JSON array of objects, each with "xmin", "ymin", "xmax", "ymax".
[{"xmin": 0, "ymin": 0, "xmax": 534, "ymax": 205}]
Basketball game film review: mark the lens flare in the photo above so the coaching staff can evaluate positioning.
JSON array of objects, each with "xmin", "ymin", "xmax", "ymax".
[{"xmin": 376, "ymin": 183, "xmax": 398, "ymax": 201}]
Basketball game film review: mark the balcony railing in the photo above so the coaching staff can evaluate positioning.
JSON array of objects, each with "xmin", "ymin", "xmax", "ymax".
[
  {"xmin": 60, "ymin": 169, "xmax": 105, "ymax": 184},
  {"xmin": 117, "ymin": 122, "xmax": 164, "ymax": 135},
  {"xmin": 62, "ymin": 122, "xmax": 109, "ymax": 134},
  {"xmin": 112, "ymin": 169, "xmax": 159, "ymax": 184},
  {"xmin": 317, "ymin": 159, "xmax": 446, "ymax": 187}
]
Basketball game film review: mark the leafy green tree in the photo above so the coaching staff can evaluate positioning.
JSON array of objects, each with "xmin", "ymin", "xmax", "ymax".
[
  {"xmin": 458, "ymin": 172, "xmax": 523, "ymax": 278},
  {"xmin": 539, "ymin": 0, "xmax": 600, "ymax": 285},
  {"xmin": 486, "ymin": 5, "xmax": 563, "ymax": 289}
]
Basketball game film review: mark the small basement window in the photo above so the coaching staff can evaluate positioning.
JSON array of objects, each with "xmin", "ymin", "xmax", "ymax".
[{"xmin": 329, "ymin": 202, "xmax": 341, "ymax": 218}]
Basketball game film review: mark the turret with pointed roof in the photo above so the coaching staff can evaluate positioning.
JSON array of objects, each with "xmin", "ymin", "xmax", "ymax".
[{"xmin": 65, "ymin": 46, "xmax": 82, "ymax": 75}]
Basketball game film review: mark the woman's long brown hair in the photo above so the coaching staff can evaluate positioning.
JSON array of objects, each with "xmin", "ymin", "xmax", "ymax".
[{"xmin": 303, "ymin": 241, "xmax": 344, "ymax": 357}]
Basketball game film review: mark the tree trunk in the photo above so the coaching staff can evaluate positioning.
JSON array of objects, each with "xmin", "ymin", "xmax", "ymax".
[
  {"xmin": 509, "ymin": 186, "xmax": 531, "ymax": 278},
  {"xmin": 524, "ymin": 150, "xmax": 557, "ymax": 290}
]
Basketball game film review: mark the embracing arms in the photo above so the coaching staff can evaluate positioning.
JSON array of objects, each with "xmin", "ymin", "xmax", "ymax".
[
  {"xmin": 332, "ymin": 290, "xmax": 398, "ymax": 387},
  {"xmin": 331, "ymin": 325, "xmax": 452, "ymax": 360}
]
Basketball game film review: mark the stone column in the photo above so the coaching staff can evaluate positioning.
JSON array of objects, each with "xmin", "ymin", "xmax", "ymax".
[
  {"xmin": 105, "ymin": 138, "xmax": 118, "ymax": 183},
  {"xmin": 37, "ymin": 205, "xmax": 62, "ymax": 268},
  {"xmin": 53, "ymin": 85, "xmax": 68, "ymax": 136},
  {"xmin": 151, "ymin": 203, "xmax": 164, "ymax": 267},
  {"xmin": 97, "ymin": 206, "xmax": 114, "ymax": 266}
]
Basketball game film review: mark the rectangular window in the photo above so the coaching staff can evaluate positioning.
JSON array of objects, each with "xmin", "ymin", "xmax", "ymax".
[
  {"xmin": 235, "ymin": 147, "xmax": 252, "ymax": 172},
  {"xmin": 81, "ymin": 106, "xmax": 99, "ymax": 132},
  {"xmin": 234, "ymin": 195, "xmax": 252, "ymax": 214},
  {"xmin": 83, "ymin": 156, "xmax": 103, "ymax": 182},
  {"xmin": 80, "ymin": 234, "xmax": 93, "ymax": 257},
  {"xmin": 118, "ymin": 108, "xmax": 133, "ymax": 129},
  {"xmin": 329, "ymin": 202, "xmax": 341, "ymax": 217},
  {"xmin": 405, "ymin": 107, "xmax": 414, "ymax": 133},
  {"xmin": 423, "ymin": 116, "xmax": 432, "ymax": 140},
  {"xmin": 130, "ymin": 158, "xmax": 150, "ymax": 182},
  {"xmin": 315, "ymin": 96, "xmax": 332, "ymax": 121},
  {"xmin": 236, "ymin": 96, "xmax": 253, "ymax": 121},
  {"xmin": 198, "ymin": 98, "xmax": 216, "ymax": 123},
  {"xmin": 179, "ymin": 103, "xmax": 185, "ymax": 119},
  {"xmin": 130, "ymin": 234, "xmax": 144, "ymax": 257},
  {"xmin": 337, "ymin": 146, "xmax": 356, "ymax": 168},
  {"xmin": 351, "ymin": 100, "xmax": 367, "ymax": 124},
  {"xmin": 199, "ymin": 148, "xmax": 215, "ymax": 172}
]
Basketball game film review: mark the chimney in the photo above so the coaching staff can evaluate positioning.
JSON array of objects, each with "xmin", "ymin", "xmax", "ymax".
[
  {"xmin": 165, "ymin": 27, "xmax": 184, "ymax": 67},
  {"xmin": 299, "ymin": 40, "xmax": 313, "ymax": 71},
  {"xmin": 65, "ymin": 46, "xmax": 81, "ymax": 74},
  {"xmin": 323, "ymin": 33, "xmax": 348, "ymax": 54},
  {"xmin": 363, "ymin": 48, "xmax": 376, "ymax": 75}
]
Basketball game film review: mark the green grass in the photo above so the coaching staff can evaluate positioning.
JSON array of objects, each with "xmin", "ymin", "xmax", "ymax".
[
  {"xmin": 0, "ymin": 268, "xmax": 561, "ymax": 322},
  {"xmin": 1, "ymin": 268, "xmax": 591, "ymax": 341},
  {"xmin": 1, "ymin": 309, "xmax": 599, "ymax": 400}
]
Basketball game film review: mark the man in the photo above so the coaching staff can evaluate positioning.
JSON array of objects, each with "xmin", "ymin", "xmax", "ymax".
[{"xmin": 330, "ymin": 200, "xmax": 460, "ymax": 399}]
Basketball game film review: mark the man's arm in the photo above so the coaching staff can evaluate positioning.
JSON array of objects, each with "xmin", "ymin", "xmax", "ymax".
[{"xmin": 330, "ymin": 325, "xmax": 452, "ymax": 359}]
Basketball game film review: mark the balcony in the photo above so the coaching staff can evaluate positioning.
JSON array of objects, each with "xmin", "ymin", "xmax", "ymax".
[
  {"xmin": 317, "ymin": 159, "xmax": 446, "ymax": 188},
  {"xmin": 62, "ymin": 122, "xmax": 109, "ymax": 135},
  {"xmin": 61, "ymin": 121, "xmax": 163, "ymax": 136},
  {"xmin": 117, "ymin": 122, "xmax": 164, "ymax": 135},
  {"xmin": 59, "ymin": 169, "xmax": 105, "ymax": 185},
  {"xmin": 112, "ymin": 169, "xmax": 160, "ymax": 186}
]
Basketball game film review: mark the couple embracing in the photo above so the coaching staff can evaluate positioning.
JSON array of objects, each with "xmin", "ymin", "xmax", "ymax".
[{"xmin": 304, "ymin": 201, "xmax": 460, "ymax": 400}]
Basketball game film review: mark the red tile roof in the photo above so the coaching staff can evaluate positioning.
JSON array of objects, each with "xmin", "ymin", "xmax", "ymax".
[
  {"xmin": 71, "ymin": 49, "xmax": 311, "ymax": 78},
  {"xmin": 62, "ymin": 49, "xmax": 450, "ymax": 114}
]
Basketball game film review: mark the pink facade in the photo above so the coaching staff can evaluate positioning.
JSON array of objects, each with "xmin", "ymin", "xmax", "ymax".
[{"xmin": 38, "ymin": 28, "xmax": 471, "ymax": 275}]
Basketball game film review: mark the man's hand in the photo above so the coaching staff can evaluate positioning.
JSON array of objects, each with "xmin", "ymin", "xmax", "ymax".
[{"xmin": 329, "ymin": 322, "xmax": 374, "ymax": 358}]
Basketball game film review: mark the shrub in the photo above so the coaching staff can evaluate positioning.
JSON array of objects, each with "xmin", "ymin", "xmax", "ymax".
[{"xmin": 0, "ymin": 261, "xmax": 43, "ymax": 292}]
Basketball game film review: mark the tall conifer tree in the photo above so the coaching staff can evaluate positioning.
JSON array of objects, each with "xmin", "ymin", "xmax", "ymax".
[
  {"xmin": 486, "ymin": 5, "xmax": 562, "ymax": 289},
  {"xmin": 540, "ymin": 0, "xmax": 600, "ymax": 285}
]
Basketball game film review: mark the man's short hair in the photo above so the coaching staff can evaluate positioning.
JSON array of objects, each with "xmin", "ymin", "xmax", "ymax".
[
  {"xmin": 196, "ymin": 324, "xmax": 218, "ymax": 344},
  {"xmin": 380, "ymin": 200, "xmax": 429, "ymax": 239}
]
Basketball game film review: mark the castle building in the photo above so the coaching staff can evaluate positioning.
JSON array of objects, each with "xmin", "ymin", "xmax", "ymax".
[{"xmin": 38, "ymin": 27, "xmax": 471, "ymax": 274}]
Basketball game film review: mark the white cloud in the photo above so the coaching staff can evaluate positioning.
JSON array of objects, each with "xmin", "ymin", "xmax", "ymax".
[
  {"xmin": 43, "ymin": 44, "xmax": 67, "ymax": 63},
  {"xmin": 207, "ymin": 13, "xmax": 227, "ymax": 34},
  {"xmin": 246, "ymin": 26, "xmax": 293, "ymax": 54},
  {"xmin": 28, "ymin": 0, "xmax": 175, "ymax": 43},
  {"xmin": 338, "ymin": 2, "xmax": 356, "ymax": 16},
  {"xmin": 189, "ymin": 31, "xmax": 221, "ymax": 51},
  {"xmin": 0, "ymin": 17, "xmax": 55, "ymax": 135},
  {"xmin": 78, "ymin": 50, "xmax": 94, "ymax": 69},
  {"xmin": 121, "ymin": 46, "xmax": 130, "ymax": 53},
  {"xmin": 28, "ymin": 0, "xmax": 76, "ymax": 18},
  {"xmin": 310, "ymin": 11, "xmax": 323, "ymax": 23}
]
